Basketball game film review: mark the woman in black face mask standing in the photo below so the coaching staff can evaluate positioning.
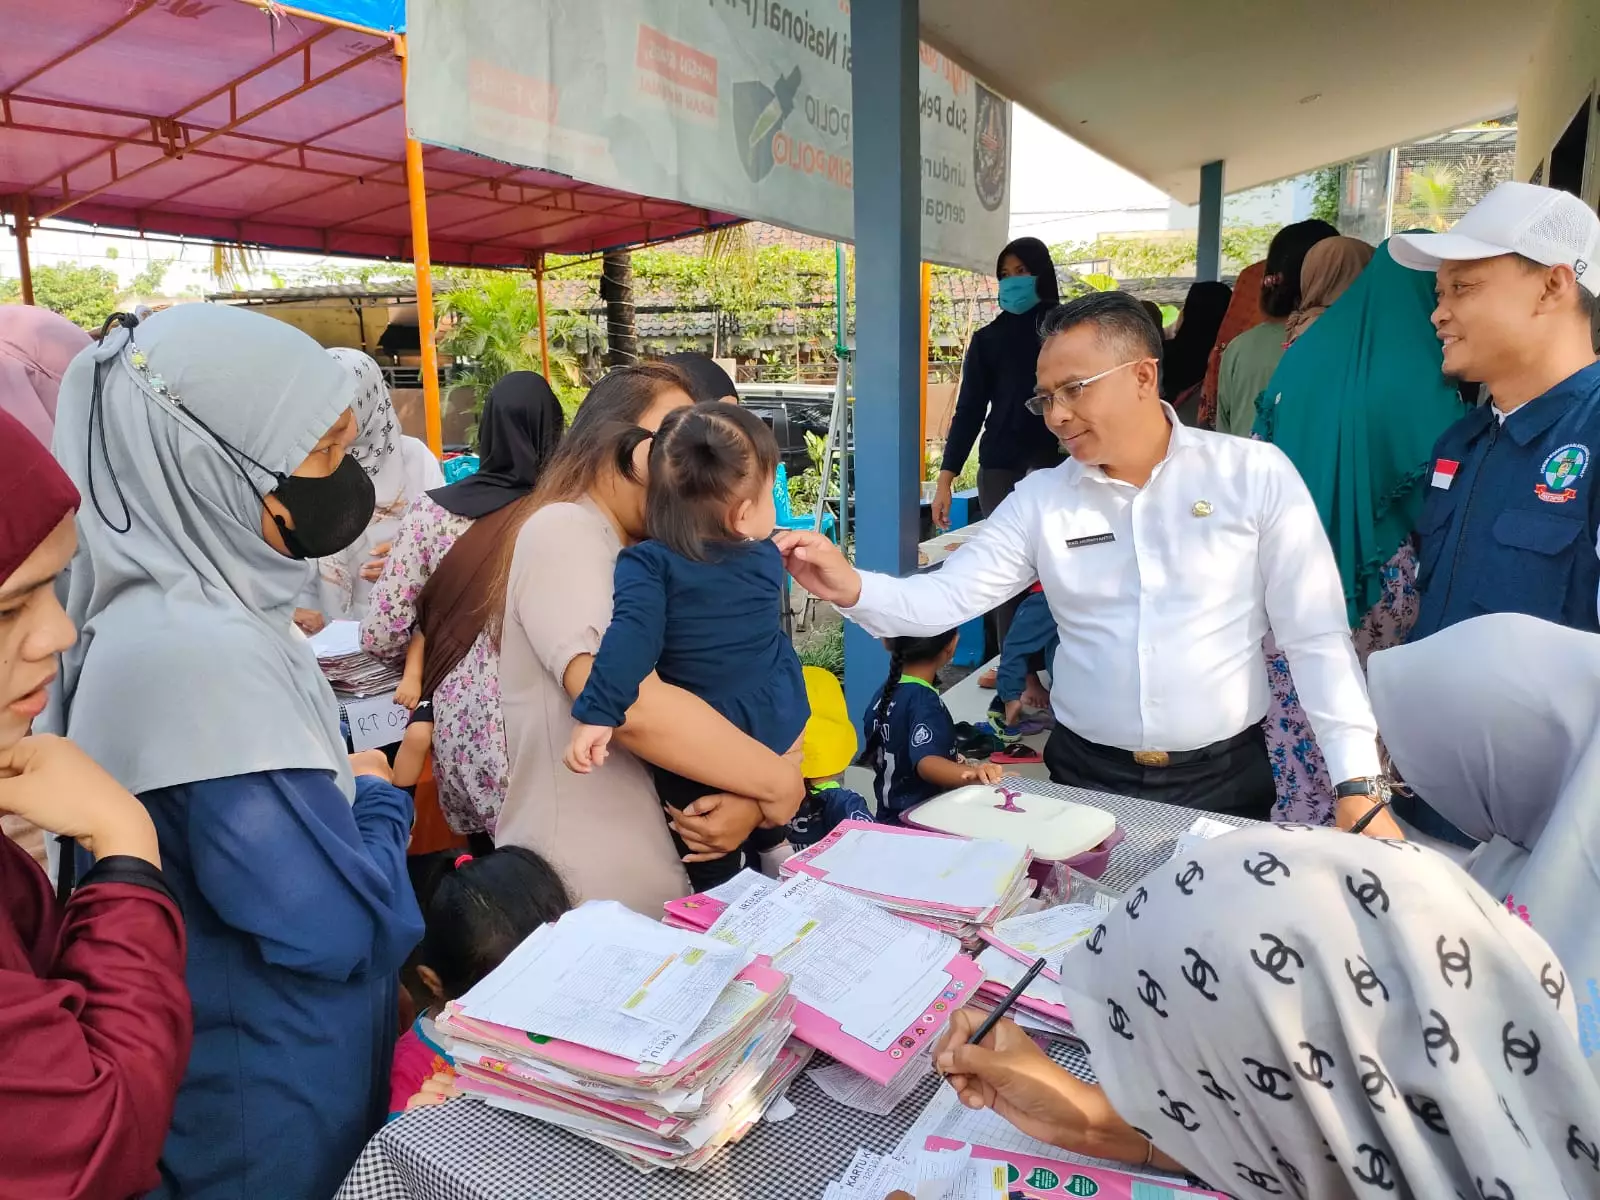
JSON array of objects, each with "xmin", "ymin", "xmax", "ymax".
[{"xmin": 45, "ymin": 304, "xmax": 424, "ymax": 1199}]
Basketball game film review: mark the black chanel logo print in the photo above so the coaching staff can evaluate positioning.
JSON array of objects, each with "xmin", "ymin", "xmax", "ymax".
[
  {"xmin": 1405, "ymin": 1093, "xmax": 1449, "ymax": 1136},
  {"xmin": 1359, "ymin": 1055, "xmax": 1395, "ymax": 1112},
  {"xmin": 1423, "ymin": 1008, "xmax": 1459, "ymax": 1067},
  {"xmin": 1437, "ymin": 935, "xmax": 1473, "ymax": 989},
  {"xmin": 1182, "ymin": 947, "xmax": 1219, "ymax": 1001},
  {"xmin": 1352, "ymin": 1144, "xmax": 1395, "ymax": 1190},
  {"xmin": 1250, "ymin": 933, "xmax": 1304, "ymax": 985},
  {"xmin": 1157, "ymin": 1090, "xmax": 1200, "ymax": 1131},
  {"xmin": 1137, "ymin": 970, "xmax": 1168, "ymax": 1018},
  {"xmin": 1107, "ymin": 998, "xmax": 1133, "ymax": 1041},
  {"xmin": 1175, "ymin": 859, "xmax": 1203, "ymax": 895},
  {"xmin": 1344, "ymin": 868, "xmax": 1389, "ymax": 918},
  {"xmin": 1501, "ymin": 1021, "xmax": 1541, "ymax": 1076},
  {"xmin": 1294, "ymin": 1041, "xmax": 1335, "ymax": 1089},
  {"xmin": 1542, "ymin": 961, "xmax": 1567, "ymax": 1008},
  {"xmin": 1345, "ymin": 955, "xmax": 1389, "ymax": 1006},
  {"xmin": 1243, "ymin": 851, "xmax": 1291, "ymax": 886},
  {"xmin": 1241, "ymin": 1057, "xmax": 1294, "ymax": 1101}
]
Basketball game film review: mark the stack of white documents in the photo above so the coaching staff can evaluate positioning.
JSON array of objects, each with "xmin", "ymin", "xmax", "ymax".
[{"xmin": 436, "ymin": 902, "xmax": 806, "ymax": 1172}]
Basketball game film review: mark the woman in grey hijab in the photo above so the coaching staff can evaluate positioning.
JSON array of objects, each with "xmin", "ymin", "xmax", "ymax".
[
  {"xmin": 936, "ymin": 826, "xmax": 1600, "ymax": 1197},
  {"xmin": 1369, "ymin": 611, "xmax": 1600, "ymax": 1080},
  {"xmin": 46, "ymin": 304, "xmax": 424, "ymax": 1200}
]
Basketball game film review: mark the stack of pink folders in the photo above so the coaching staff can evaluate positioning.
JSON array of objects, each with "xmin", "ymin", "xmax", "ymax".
[
  {"xmin": 970, "ymin": 902, "xmax": 1108, "ymax": 1040},
  {"xmin": 666, "ymin": 871, "xmax": 984, "ymax": 1086},
  {"xmin": 779, "ymin": 821, "xmax": 1035, "ymax": 946},
  {"xmin": 435, "ymin": 902, "xmax": 809, "ymax": 1172}
]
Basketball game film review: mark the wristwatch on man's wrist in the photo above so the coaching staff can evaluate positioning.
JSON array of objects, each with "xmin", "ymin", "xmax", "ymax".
[{"xmin": 1335, "ymin": 776, "xmax": 1392, "ymax": 804}]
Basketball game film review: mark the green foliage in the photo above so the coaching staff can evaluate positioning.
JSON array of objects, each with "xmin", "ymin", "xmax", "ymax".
[
  {"xmin": 789, "ymin": 429, "xmax": 841, "ymax": 513},
  {"xmin": 1053, "ymin": 224, "xmax": 1283, "ymax": 280},
  {"xmin": 0, "ymin": 263, "xmax": 120, "ymax": 329},
  {"xmin": 795, "ymin": 621, "xmax": 844, "ymax": 678},
  {"xmin": 437, "ymin": 272, "xmax": 599, "ymax": 419},
  {"xmin": 923, "ymin": 442, "xmax": 979, "ymax": 489},
  {"xmin": 1407, "ymin": 165, "xmax": 1458, "ymax": 231},
  {"xmin": 1311, "ymin": 167, "xmax": 1342, "ymax": 225},
  {"xmin": 122, "ymin": 257, "xmax": 174, "ymax": 299}
]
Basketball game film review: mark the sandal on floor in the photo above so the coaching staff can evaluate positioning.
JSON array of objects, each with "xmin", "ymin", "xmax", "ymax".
[{"xmin": 991, "ymin": 744, "xmax": 1043, "ymax": 765}]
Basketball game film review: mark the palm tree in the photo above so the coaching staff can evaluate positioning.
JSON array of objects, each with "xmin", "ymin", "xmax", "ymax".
[
  {"xmin": 437, "ymin": 272, "xmax": 595, "ymax": 419},
  {"xmin": 1406, "ymin": 165, "xmax": 1459, "ymax": 232}
]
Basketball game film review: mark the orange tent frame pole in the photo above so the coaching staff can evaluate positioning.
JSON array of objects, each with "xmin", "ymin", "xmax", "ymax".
[
  {"xmin": 918, "ymin": 261, "xmax": 931, "ymax": 451},
  {"xmin": 535, "ymin": 253, "xmax": 552, "ymax": 380},
  {"xmin": 398, "ymin": 36, "xmax": 443, "ymax": 457},
  {"xmin": 11, "ymin": 198, "xmax": 34, "ymax": 306}
]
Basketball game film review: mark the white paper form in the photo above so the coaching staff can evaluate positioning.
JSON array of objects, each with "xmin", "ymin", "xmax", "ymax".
[
  {"xmin": 704, "ymin": 868, "xmax": 777, "ymax": 906},
  {"xmin": 992, "ymin": 903, "xmax": 1104, "ymax": 968},
  {"xmin": 900, "ymin": 1086, "xmax": 1175, "ymax": 1179},
  {"xmin": 458, "ymin": 902, "xmax": 746, "ymax": 1064},
  {"xmin": 809, "ymin": 1054, "xmax": 932, "ymax": 1115},
  {"xmin": 825, "ymin": 1151, "xmax": 916, "ymax": 1200},
  {"xmin": 709, "ymin": 875, "xmax": 959, "ymax": 1050},
  {"xmin": 308, "ymin": 619, "xmax": 361, "ymax": 658},
  {"xmin": 975, "ymin": 947, "xmax": 1065, "ymax": 1010},
  {"xmin": 1170, "ymin": 814, "xmax": 1239, "ymax": 861},
  {"xmin": 916, "ymin": 1146, "xmax": 1007, "ymax": 1200},
  {"xmin": 807, "ymin": 828, "xmax": 1026, "ymax": 911},
  {"xmin": 620, "ymin": 940, "xmax": 747, "ymax": 1033}
]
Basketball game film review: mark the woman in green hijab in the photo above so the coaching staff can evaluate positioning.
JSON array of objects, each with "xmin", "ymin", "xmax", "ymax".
[{"xmin": 1254, "ymin": 237, "xmax": 1469, "ymax": 824}]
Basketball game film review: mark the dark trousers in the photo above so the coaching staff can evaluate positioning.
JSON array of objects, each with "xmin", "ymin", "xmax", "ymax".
[
  {"xmin": 654, "ymin": 767, "xmax": 785, "ymax": 893},
  {"xmin": 1043, "ymin": 724, "xmax": 1275, "ymax": 823},
  {"xmin": 978, "ymin": 467, "xmax": 1030, "ymax": 651}
]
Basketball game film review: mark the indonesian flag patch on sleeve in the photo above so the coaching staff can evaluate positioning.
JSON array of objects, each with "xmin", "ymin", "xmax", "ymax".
[{"xmin": 1431, "ymin": 458, "xmax": 1459, "ymax": 489}]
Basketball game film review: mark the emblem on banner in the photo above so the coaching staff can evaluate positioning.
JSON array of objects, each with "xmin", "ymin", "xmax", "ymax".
[
  {"xmin": 973, "ymin": 81, "xmax": 1008, "ymax": 211},
  {"xmin": 1536, "ymin": 443, "xmax": 1588, "ymax": 503}
]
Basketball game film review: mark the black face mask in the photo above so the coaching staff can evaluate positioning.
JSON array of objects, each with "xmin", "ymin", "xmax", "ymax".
[{"xmin": 268, "ymin": 454, "xmax": 376, "ymax": 560}]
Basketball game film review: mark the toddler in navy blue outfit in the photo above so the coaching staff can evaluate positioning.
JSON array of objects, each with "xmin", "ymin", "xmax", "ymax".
[
  {"xmin": 565, "ymin": 402, "xmax": 807, "ymax": 889},
  {"xmin": 862, "ymin": 631, "xmax": 1005, "ymax": 824}
]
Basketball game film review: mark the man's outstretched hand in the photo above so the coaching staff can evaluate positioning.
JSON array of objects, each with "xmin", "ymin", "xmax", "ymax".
[{"xmin": 774, "ymin": 530, "xmax": 863, "ymax": 608}]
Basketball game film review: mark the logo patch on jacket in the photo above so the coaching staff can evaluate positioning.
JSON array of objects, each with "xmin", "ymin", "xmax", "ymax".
[{"xmin": 1536, "ymin": 443, "xmax": 1589, "ymax": 503}]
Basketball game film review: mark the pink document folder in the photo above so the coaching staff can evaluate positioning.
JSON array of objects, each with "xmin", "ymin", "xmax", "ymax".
[
  {"xmin": 782, "ymin": 819, "xmax": 1033, "ymax": 923},
  {"xmin": 924, "ymin": 1137, "xmax": 1229, "ymax": 1199}
]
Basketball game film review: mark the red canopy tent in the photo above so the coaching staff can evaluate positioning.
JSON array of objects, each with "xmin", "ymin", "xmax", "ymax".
[{"xmin": 0, "ymin": 0, "xmax": 742, "ymax": 448}]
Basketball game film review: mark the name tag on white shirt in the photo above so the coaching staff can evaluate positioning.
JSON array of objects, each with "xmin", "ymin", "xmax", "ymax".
[
  {"xmin": 1431, "ymin": 458, "xmax": 1459, "ymax": 489},
  {"xmin": 1064, "ymin": 532, "xmax": 1116, "ymax": 549}
]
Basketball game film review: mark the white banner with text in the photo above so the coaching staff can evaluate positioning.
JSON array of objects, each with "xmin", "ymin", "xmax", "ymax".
[{"xmin": 406, "ymin": 0, "xmax": 1012, "ymax": 271}]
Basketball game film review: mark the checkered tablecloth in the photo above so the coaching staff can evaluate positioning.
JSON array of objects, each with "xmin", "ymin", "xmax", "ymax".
[{"xmin": 336, "ymin": 782, "xmax": 1251, "ymax": 1200}]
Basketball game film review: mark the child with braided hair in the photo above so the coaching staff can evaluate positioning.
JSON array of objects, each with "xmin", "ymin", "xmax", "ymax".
[{"xmin": 862, "ymin": 631, "xmax": 1006, "ymax": 825}]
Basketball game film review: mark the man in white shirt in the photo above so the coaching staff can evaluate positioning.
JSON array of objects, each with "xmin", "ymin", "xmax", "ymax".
[{"xmin": 781, "ymin": 291, "xmax": 1388, "ymax": 826}]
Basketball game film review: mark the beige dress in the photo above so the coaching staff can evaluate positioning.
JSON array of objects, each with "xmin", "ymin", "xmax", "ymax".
[{"xmin": 495, "ymin": 497, "xmax": 692, "ymax": 914}]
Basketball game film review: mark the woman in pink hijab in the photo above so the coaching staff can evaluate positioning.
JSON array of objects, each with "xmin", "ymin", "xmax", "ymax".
[{"xmin": 0, "ymin": 305, "xmax": 91, "ymax": 446}]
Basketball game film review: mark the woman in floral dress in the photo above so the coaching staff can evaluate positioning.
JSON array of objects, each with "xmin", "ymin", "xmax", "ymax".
[
  {"xmin": 1252, "ymin": 239, "xmax": 1469, "ymax": 823},
  {"xmin": 362, "ymin": 372, "xmax": 563, "ymax": 837}
]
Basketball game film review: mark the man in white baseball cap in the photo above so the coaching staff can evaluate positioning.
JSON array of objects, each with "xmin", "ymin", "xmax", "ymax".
[{"xmin": 1388, "ymin": 181, "xmax": 1600, "ymax": 843}]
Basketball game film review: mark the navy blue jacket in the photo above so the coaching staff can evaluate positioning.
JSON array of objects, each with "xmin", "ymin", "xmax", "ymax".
[
  {"xmin": 572, "ymin": 537, "xmax": 808, "ymax": 755},
  {"xmin": 941, "ymin": 305, "xmax": 1062, "ymax": 475},
  {"xmin": 140, "ymin": 771, "xmax": 422, "ymax": 1200},
  {"xmin": 1412, "ymin": 361, "xmax": 1600, "ymax": 641},
  {"xmin": 863, "ymin": 676, "xmax": 957, "ymax": 822}
]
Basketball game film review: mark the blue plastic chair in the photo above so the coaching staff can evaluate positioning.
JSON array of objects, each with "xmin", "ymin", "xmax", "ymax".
[
  {"xmin": 441, "ymin": 454, "xmax": 480, "ymax": 483},
  {"xmin": 773, "ymin": 462, "xmax": 836, "ymax": 540}
]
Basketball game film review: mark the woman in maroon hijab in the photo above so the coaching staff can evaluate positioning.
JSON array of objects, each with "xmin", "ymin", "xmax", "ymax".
[{"xmin": 0, "ymin": 406, "xmax": 191, "ymax": 1199}]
